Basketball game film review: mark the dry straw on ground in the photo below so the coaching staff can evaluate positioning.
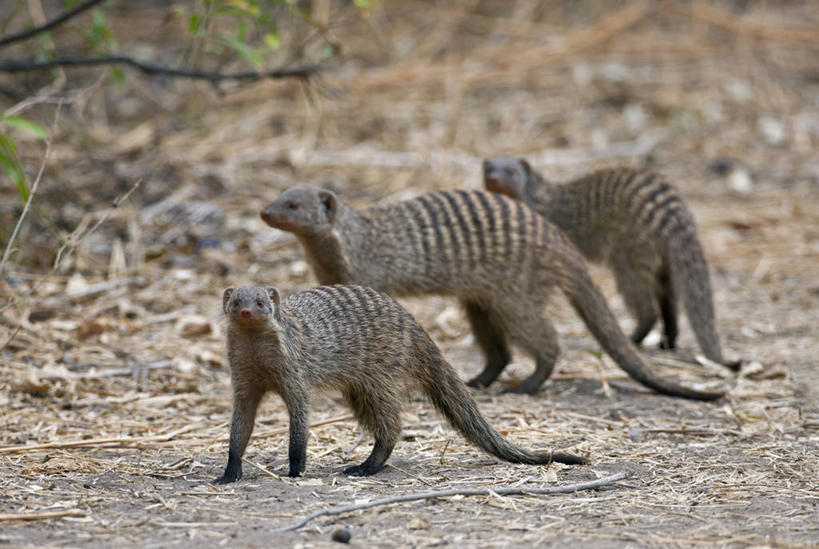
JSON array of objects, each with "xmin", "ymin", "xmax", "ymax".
[{"xmin": 1, "ymin": 1, "xmax": 817, "ymax": 547}]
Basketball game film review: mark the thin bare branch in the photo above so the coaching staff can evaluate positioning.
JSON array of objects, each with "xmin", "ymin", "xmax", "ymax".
[
  {"xmin": 276, "ymin": 471, "xmax": 631, "ymax": 532},
  {"xmin": 0, "ymin": 56, "xmax": 324, "ymax": 82},
  {"xmin": 0, "ymin": 0, "xmax": 105, "ymax": 48}
]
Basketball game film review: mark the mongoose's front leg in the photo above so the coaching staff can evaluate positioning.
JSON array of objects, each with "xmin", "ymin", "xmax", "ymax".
[
  {"xmin": 285, "ymin": 394, "xmax": 310, "ymax": 477},
  {"xmin": 214, "ymin": 389, "xmax": 262, "ymax": 484}
]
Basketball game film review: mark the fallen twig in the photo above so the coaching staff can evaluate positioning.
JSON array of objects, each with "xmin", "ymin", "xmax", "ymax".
[
  {"xmin": 88, "ymin": 414, "xmax": 354, "ymax": 449},
  {"xmin": 0, "ymin": 508, "xmax": 85, "ymax": 521},
  {"xmin": 276, "ymin": 471, "xmax": 631, "ymax": 532},
  {"xmin": 0, "ymin": 425, "xmax": 194, "ymax": 454},
  {"xmin": 243, "ymin": 458, "xmax": 281, "ymax": 480}
]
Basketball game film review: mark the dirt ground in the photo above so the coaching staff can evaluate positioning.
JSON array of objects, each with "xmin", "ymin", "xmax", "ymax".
[{"xmin": 1, "ymin": 1, "xmax": 818, "ymax": 547}]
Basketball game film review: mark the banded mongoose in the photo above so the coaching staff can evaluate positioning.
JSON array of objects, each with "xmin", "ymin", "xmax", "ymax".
[
  {"xmin": 482, "ymin": 158, "xmax": 738, "ymax": 371},
  {"xmin": 214, "ymin": 285, "xmax": 586, "ymax": 484},
  {"xmin": 259, "ymin": 187, "xmax": 725, "ymax": 401}
]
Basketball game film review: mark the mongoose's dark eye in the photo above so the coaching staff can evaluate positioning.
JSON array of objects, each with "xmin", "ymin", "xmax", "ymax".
[
  {"xmin": 286, "ymin": 202, "xmax": 298, "ymax": 210},
  {"xmin": 232, "ymin": 300, "xmax": 239, "ymax": 307},
  {"xmin": 256, "ymin": 299, "xmax": 264, "ymax": 307}
]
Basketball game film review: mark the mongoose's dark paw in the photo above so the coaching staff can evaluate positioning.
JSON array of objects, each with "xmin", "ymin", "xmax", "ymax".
[
  {"xmin": 213, "ymin": 471, "xmax": 241, "ymax": 484},
  {"xmin": 466, "ymin": 376, "xmax": 492, "ymax": 389},
  {"xmin": 723, "ymin": 359, "xmax": 742, "ymax": 372},
  {"xmin": 658, "ymin": 340, "xmax": 676, "ymax": 351},
  {"xmin": 343, "ymin": 463, "xmax": 381, "ymax": 477},
  {"xmin": 287, "ymin": 469, "xmax": 305, "ymax": 478}
]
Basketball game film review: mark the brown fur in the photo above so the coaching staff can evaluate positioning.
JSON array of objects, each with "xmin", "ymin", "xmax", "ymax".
[
  {"xmin": 260, "ymin": 187, "xmax": 725, "ymax": 400},
  {"xmin": 214, "ymin": 285, "xmax": 586, "ymax": 484},
  {"xmin": 483, "ymin": 157, "xmax": 738, "ymax": 371}
]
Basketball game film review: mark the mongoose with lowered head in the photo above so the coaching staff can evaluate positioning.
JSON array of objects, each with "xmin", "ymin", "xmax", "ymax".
[
  {"xmin": 260, "ymin": 186, "xmax": 725, "ymax": 400},
  {"xmin": 482, "ymin": 157, "xmax": 738, "ymax": 371},
  {"xmin": 214, "ymin": 284, "xmax": 586, "ymax": 484}
]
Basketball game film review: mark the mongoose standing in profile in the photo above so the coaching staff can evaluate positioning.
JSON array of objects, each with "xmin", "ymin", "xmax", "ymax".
[
  {"xmin": 260, "ymin": 187, "xmax": 725, "ymax": 400},
  {"xmin": 214, "ymin": 285, "xmax": 586, "ymax": 484},
  {"xmin": 482, "ymin": 158, "xmax": 737, "ymax": 371}
]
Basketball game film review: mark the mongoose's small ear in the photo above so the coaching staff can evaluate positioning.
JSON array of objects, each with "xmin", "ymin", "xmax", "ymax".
[
  {"xmin": 482, "ymin": 158, "xmax": 491, "ymax": 172},
  {"xmin": 518, "ymin": 158, "xmax": 531, "ymax": 176},
  {"xmin": 223, "ymin": 287, "xmax": 235, "ymax": 311},
  {"xmin": 266, "ymin": 287, "xmax": 281, "ymax": 307},
  {"xmin": 318, "ymin": 190, "xmax": 338, "ymax": 222}
]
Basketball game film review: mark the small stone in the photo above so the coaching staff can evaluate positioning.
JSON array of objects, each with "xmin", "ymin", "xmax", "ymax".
[
  {"xmin": 727, "ymin": 169, "xmax": 754, "ymax": 194},
  {"xmin": 407, "ymin": 517, "xmax": 430, "ymax": 530},
  {"xmin": 706, "ymin": 157, "xmax": 735, "ymax": 177},
  {"xmin": 175, "ymin": 315, "xmax": 212, "ymax": 337},
  {"xmin": 758, "ymin": 115, "xmax": 786, "ymax": 145},
  {"xmin": 331, "ymin": 528, "xmax": 351, "ymax": 543}
]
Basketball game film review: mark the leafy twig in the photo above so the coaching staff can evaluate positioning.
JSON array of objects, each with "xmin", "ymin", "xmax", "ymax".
[{"xmin": 276, "ymin": 471, "xmax": 631, "ymax": 532}]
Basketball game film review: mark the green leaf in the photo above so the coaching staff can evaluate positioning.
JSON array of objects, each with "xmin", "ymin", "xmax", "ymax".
[
  {"xmin": 236, "ymin": 20, "xmax": 248, "ymax": 42},
  {"xmin": 214, "ymin": 5, "xmax": 256, "ymax": 18},
  {"xmin": 0, "ymin": 147, "xmax": 29, "ymax": 203},
  {"xmin": 226, "ymin": 0, "xmax": 259, "ymax": 17},
  {"xmin": 3, "ymin": 116, "xmax": 48, "ymax": 140},
  {"xmin": 188, "ymin": 13, "xmax": 203, "ymax": 36},
  {"xmin": 263, "ymin": 30, "xmax": 279, "ymax": 50},
  {"xmin": 353, "ymin": 0, "xmax": 376, "ymax": 9},
  {"xmin": 110, "ymin": 66, "xmax": 125, "ymax": 85},
  {"xmin": 0, "ymin": 133, "xmax": 19, "ymax": 156},
  {"xmin": 219, "ymin": 36, "xmax": 262, "ymax": 68},
  {"xmin": 88, "ymin": 8, "xmax": 115, "ymax": 53}
]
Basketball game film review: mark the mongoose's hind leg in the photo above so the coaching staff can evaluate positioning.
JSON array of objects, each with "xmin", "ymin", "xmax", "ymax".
[
  {"xmin": 494, "ymin": 300, "xmax": 560, "ymax": 395},
  {"xmin": 656, "ymin": 267, "xmax": 678, "ymax": 350},
  {"xmin": 343, "ymin": 438, "xmax": 396, "ymax": 476},
  {"xmin": 612, "ymin": 257, "xmax": 658, "ymax": 346},
  {"xmin": 462, "ymin": 300, "xmax": 512, "ymax": 389},
  {"xmin": 342, "ymin": 387, "xmax": 400, "ymax": 476}
]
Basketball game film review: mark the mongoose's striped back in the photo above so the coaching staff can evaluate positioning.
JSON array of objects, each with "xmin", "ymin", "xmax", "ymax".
[
  {"xmin": 528, "ymin": 167, "xmax": 697, "ymax": 261},
  {"xmin": 260, "ymin": 186, "xmax": 726, "ymax": 400},
  {"xmin": 360, "ymin": 189, "xmax": 558, "ymax": 294},
  {"xmin": 484, "ymin": 158, "xmax": 734, "ymax": 369}
]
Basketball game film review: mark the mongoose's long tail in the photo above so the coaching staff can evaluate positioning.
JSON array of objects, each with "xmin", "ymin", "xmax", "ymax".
[
  {"xmin": 663, "ymin": 222, "xmax": 732, "ymax": 367},
  {"xmin": 559, "ymin": 246, "xmax": 725, "ymax": 401},
  {"xmin": 420, "ymin": 350, "xmax": 586, "ymax": 465}
]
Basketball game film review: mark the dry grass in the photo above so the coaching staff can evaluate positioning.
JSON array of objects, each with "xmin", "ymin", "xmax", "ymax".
[{"xmin": 1, "ymin": 1, "xmax": 818, "ymax": 547}]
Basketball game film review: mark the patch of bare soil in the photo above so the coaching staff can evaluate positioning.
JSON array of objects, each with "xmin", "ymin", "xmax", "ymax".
[{"xmin": 1, "ymin": 2, "xmax": 817, "ymax": 547}]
